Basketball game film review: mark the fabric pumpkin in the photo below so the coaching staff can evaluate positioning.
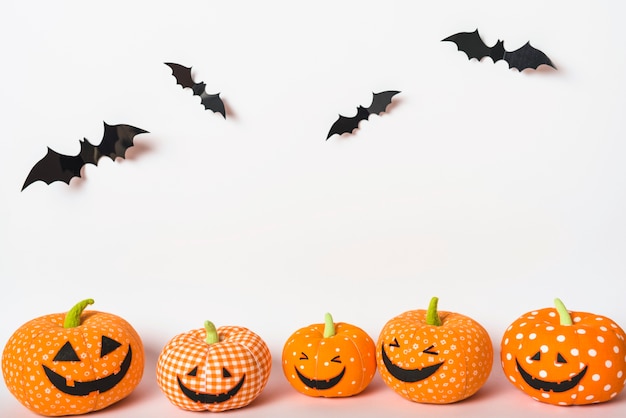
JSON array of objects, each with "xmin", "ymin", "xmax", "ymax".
[
  {"xmin": 376, "ymin": 297, "xmax": 493, "ymax": 403},
  {"xmin": 500, "ymin": 298, "xmax": 626, "ymax": 405},
  {"xmin": 282, "ymin": 313, "xmax": 376, "ymax": 397},
  {"xmin": 2, "ymin": 299, "xmax": 144, "ymax": 416},
  {"xmin": 156, "ymin": 321, "xmax": 271, "ymax": 412}
]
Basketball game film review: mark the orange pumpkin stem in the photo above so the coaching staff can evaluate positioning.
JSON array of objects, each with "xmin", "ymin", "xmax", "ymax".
[
  {"xmin": 554, "ymin": 298, "xmax": 573, "ymax": 326},
  {"xmin": 426, "ymin": 296, "xmax": 442, "ymax": 326},
  {"xmin": 323, "ymin": 313, "xmax": 336, "ymax": 338},
  {"xmin": 204, "ymin": 320, "xmax": 219, "ymax": 344},
  {"xmin": 63, "ymin": 298, "xmax": 94, "ymax": 328}
]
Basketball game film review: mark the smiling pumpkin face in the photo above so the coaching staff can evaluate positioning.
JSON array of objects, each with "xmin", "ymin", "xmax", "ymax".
[
  {"xmin": 1, "ymin": 299, "xmax": 144, "ymax": 416},
  {"xmin": 376, "ymin": 297, "xmax": 493, "ymax": 404},
  {"xmin": 156, "ymin": 322, "xmax": 271, "ymax": 412},
  {"xmin": 282, "ymin": 313, "xmax": 376, "ymax": 397},
  {"xmin": 501, "ymin": 299, "xmax": 626, "ymax": 405}
]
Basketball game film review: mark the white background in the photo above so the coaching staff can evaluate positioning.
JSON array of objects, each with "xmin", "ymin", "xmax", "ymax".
[{"xmin": 1, "ymin": 1, "xmax": 626, "ymax": 416}]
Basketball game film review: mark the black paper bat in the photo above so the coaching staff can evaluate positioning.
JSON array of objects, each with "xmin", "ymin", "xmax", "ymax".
[
  {"xmin": 22, "ymin": 122, "xmax": 149, "ymax": 190},
  {"xmin": 326, "ymin": 90, "xmax": 400, "ymax": 140},
  {"xmin": 165, "ymin": 62, "xmax": 226, "ymax": 117},
  {"xmin": 442, "ymin": 29, "xmax": 555, "ymax": 71}
]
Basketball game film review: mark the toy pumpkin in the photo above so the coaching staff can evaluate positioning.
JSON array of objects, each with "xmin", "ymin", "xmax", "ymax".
[
  {"xmin": 376, "ymin": 297, "xmax": 493, "ymax": 404},
  {"xmin": 501, "ymin": 298, "xmax": 626, "ymax": 406},
  {"xmin": 156, "ymin": 320, "xmax": 271, "ymax": 412},
  {"xmin": 282, "ymin": 312, "xmax": 376, "ymax": 397},
  {"xmin": 1, "ymin": 298, "xmax": 144, "ymax": 416}
]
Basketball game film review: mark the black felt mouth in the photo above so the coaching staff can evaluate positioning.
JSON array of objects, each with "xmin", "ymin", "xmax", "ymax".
[
  {"xmin": 295, "ymin": 366, "xmax": 346, "ymax": 390},
  {"xmin": 515, "ymin": 358, "xmax": 587, "ymax": 392},
  {"xmin": 43, "ymin": 345, "xmax": 133, "ymax": 396},
  {"xmin": 177, "ymin": 374, "xmax": 246, "ymax": 404},
  {"xmin": 381, "ymin": 344, "xmax": 443, "ymax": 383}
]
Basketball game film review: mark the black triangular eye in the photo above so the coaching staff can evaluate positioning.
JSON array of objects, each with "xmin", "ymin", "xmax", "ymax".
[
  {"xmin": 222, "ymin": 367, "xmax": 232, "ymax": 378},
  {"xmin": 187, "ymin": 366, "xmax": 198, "ymax": 376},
  {"xmin": 331, "ymin": 355, "xmax": 342, "ymax": 363},
  {"xmin": 531, "ymin": 351, "xmax": 541, "ymax": 361},
  {"xmin": 54, "ymin": 341, "xmax": 81, "ymax": 362},
  {"xmin": 299, "ymin": 352, "xmax": 309, "ymax": 360},
  {"xmin": 390, "ymin": 338, "xmax": 400, "ymax": 348},
  {"xmin": 556, "ymin": 353, "xmax": 568, "ymax": 364},
  {"xmin": 100, "ymin": 336, "xmax": 122, "ymax": 357}
]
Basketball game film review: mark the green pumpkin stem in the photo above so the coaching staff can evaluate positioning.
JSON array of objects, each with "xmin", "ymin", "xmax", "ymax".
[
  {"xmin": 554, "ymin": 298, "xmax": 573, "ymax": 326},
  {"xmin": 426, "ymin": 296, "xmax": 443, "ymax": 326},
  {"xmin": 63, "ymin": 299, "xmax": 94, "ymax": 328},
  {"xmin": 204, "ymin": 321, "xmax": 219, "ymax": 344},
  {"xmin": 323, "ymin": 313, "xmax": 336, "ymax": 338}
]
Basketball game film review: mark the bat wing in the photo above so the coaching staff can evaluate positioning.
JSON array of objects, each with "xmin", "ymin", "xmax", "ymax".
[
  {"xmin": 442, "ymin": 29, "xmax": 493, "ymax": 61},
  {"xmin": 194, "ymin": 83, "xmax": 226, "ymax": 117},
  {"xmin": 21, "ymin": 122, "xmax": 148, "ymax": 191},
  {"xmin": 326, "ymin": 106, "xmax": 370, "ymax": 139},
  {"xmin": 366, "ymin": 90, "xmax": 400, "ymax": 115},
  {"xmin": 504, "ymin": 41, "xmax": 556, "ymax": 71},
  {"xmin": 164, "ymin": 62, "xmax": 195, "ymax": 89}
]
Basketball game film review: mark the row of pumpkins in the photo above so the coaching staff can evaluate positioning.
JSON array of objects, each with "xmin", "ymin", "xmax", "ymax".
[{"xmin": 2, "ymin": 297, "xmax": 625, "ymax": 416}]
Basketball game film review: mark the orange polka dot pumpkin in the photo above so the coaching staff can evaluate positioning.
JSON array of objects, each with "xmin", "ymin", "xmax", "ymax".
[
  {"xmin": 1, "ymin": 299, "xmax": 144, "ymax": 416},
  {"xmin": 156, "ymin": 320, "xmax": 271, "ymax": 412},
  {"xmin": 501, "ymin": 298, "xmax": 626, "ymax": 406},
  {"xmin": 282, "ymin": 313, "xmax": 376, "ymax": 397},
  {"xmin": 376, "ymin": 297, "xmax": 493, "ymax": 404}
]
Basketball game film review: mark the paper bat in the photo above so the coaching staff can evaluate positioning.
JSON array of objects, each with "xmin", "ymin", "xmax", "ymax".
[
  {"xmin": 326, "ymin": 90, "xmax": 400, "ymax": 140},
  {"xmin": 164, "ymin": 62, "xmax": 226, "ymax": 117},
  {"xmin": 22, "ymin": 122, "xmax": 149, "ymax": 190},
  {"xmin": 442, "ymin": 29, "xmax": 555, "ymax": 71}
]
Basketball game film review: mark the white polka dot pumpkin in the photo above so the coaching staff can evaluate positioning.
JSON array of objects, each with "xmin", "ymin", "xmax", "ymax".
[{"xmin": 500, "ymin": 298, "xmax": 626, "ymax": 406}]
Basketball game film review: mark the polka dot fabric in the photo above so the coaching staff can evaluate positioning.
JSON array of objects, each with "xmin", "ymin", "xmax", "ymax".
[
  {"xmin": 156, "ymin": 325, "xmax": 271, "ymax": 412},
  {"xmin": 2, "ymin": 310, "xmax": 144, "ymax": 416},
  {"xmin": 376, "ymin": 309, "xmax": 493, "ymax": 404},
  {"xmin": 501, "ymin": 307, "xmax": 626, "ymax": 405}
]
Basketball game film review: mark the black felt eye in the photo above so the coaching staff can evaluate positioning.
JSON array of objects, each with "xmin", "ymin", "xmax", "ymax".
[
  {"xmin": 531, "ymin": 351, "xmax": 541, "ymax": 361},
  {"xmin": 556, "ymin": 353, "xmax": 567, "ymax": 364},
  {"xmin": 187, "ymin": 366, "xmax": 198, "ymax": 376},
  {"xmin": 222, "ymin": 367, "xmax": 232, "ymax": 378},
  {"xmin": 331, "ymin": 355, "xmax": 342, "ymax": 363},
  {"xmin": 390, "ymin": 338, "xmax": 400, "ymax": 348},
  {"xmin": 423, "ymin": 344, "xmax": 439, "ymax": 355},
  {"xmin": 299, "ymin": 352, "xmax": 309, "ymax": 360},
  {"xmin": 100, "ymin": 336, "xmax": 121, "ymax": 357},
  {"xmin": 54, "ymin": 341, "xmax": 80, "ymax": 362}
]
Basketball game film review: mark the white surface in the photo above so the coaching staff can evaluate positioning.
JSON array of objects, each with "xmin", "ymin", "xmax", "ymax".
[{"xmin": 1, "ymin": 0, "xmax": 626, "ymax": 416}]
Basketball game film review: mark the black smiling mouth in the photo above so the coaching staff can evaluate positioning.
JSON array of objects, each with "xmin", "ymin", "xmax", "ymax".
[
  {"xmin": 177, "ymin": 374, "xmax": 246, "ymax": 404},
  {"xmin": 295, "ymin": 366, "xmax": 346, "ymax": 390},
  {"xmin": 381, "ymin": 344, "xmax": 443, "ymax": 383},
  {"xmin": 515, "ymin": 358, "xmax": 588, "ymax": 392},
  {"xmin": 42, "ymin": 345, "xmax": 133, "ymax": 396}
]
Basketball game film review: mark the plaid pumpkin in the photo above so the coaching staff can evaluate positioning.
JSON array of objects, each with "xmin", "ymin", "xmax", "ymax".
[{"xmin": 156, "ymin": 324, "xmax": 271, "ymax": 412}]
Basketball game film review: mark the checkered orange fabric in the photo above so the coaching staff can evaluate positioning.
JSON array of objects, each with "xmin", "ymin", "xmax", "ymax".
[{"xmin": 156, "ymin": 325, "xmax": 271, "ymax": 412}]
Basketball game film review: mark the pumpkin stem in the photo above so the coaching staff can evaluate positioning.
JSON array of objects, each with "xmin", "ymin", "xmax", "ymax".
[
  {"xmin": 323, "ymin": 313, "xmax": 336, "ymax": 338},
  {"xmin": 204, "ymin": 321, "xmax": 219, "ymax": 344},
  {"xmin": 426, "ymin": 296, "xmax": 442, "ymax": 326},
  {"xmin": 554, "ymin": 298, "xmax": 573, "ymax": 326},
  {"xmin": 63, "ymin": 299, "xmax": 94, "ymax": 328}
]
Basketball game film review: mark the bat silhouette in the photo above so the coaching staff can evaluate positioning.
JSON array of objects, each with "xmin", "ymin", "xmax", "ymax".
[
  {"xmin": 327, "ymin": 90, "xmax": 400, "ymax": 140},
  {"xmin": 22, "ymin": 122, "xmax": 149, "ymax": 191},
  {"xmin": 165, "ymin": 62, "xmax": 226, "ymax": 117},
  {"xmin": 442, "ymin": 29, "xmax": 555, "ymax": 71}
]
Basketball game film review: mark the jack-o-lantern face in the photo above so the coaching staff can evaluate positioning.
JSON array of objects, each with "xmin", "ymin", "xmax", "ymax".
[
  {"xmin": 376, "ymin": 297, "xmax": 493, "ymax": 404},
  {"xmin": 501, "ymin": 299, "xmax": 626, "ymax": 406},
  {"xmin": 282, "ymin": 313, "xmax": 377, "ymax": 397},
  {"xmin": 156, "ymin": 321, "xmax": 271, "ymax": 412},
  {"xmin": 2, "ymin": 299, "xmax": 144, "ymax": 417}
]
